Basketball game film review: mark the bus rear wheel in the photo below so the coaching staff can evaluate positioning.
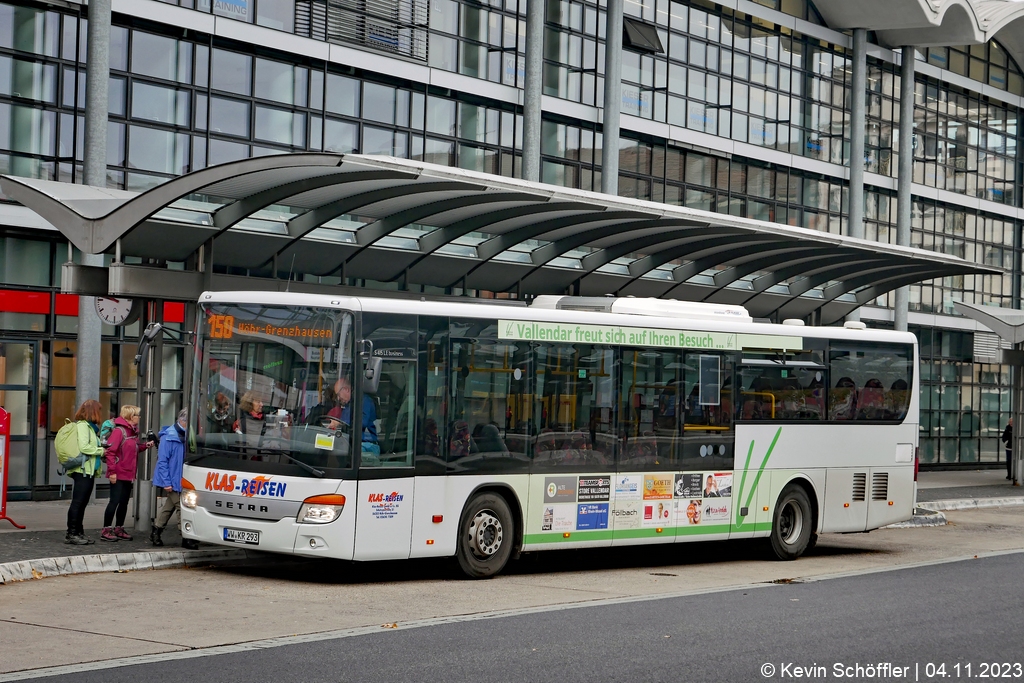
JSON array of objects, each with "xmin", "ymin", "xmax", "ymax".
[
  {"xmin": 457, "ymin": 493, "xmax": 514, "ymax": 579},
  {"xmin": 768, "ymin": 484, "xmax": 813, "ymax": 561}
]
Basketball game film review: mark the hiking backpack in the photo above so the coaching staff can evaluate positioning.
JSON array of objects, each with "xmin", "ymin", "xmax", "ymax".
[
  {"xmin": 54, "ymin": 419, "xmax": 86, "ymax": 472},
  {"xmin": 100, "ymin": 418, "xmax": 116, "ymax": 445}
]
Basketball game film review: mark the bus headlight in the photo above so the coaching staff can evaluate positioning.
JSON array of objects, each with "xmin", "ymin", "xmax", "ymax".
[
  {"xmin": 180, "ymin": 479, "xmax": 198, "ymax": 510},
  {"xmin": 297, "ymin": 494, "xmax": 346, "ymax": 524}
]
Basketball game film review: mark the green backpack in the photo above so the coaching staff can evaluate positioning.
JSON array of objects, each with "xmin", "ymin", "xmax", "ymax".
[{"xmin": 55, "ymin": 419, "xmax": 86, "ymax": 472}]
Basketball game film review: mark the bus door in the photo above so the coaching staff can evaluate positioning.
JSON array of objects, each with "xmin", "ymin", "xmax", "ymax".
[
  {"xmin": 353, "ymin": 321, "xmax": 418, "ymax": 560},
  {"xmin": 613, "ymin": 349, "xmax": 735, "ymax": 545}
]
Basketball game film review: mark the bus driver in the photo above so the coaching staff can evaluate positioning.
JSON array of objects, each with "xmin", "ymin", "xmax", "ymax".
[{"xmin": 308, "ymin": 376, "xmax": 378, "ymax": 450}]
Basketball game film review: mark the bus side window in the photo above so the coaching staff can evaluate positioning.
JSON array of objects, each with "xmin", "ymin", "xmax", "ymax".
[
  {"xmin": 533, "ymin": 343, "xmax": 618, "ymax": 472},
  {"xmin": 829, "ymin": 343, "xmax": 913, "ymax": 423},
  {"xmin": 449, "ymin": 340, "xmax": 530, "ymax": 473},
  {"xmin": 416, "ymin": 315, "xmax": 448, "ymax": 475}
]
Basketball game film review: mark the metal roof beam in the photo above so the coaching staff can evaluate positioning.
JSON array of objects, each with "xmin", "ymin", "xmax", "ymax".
[
  {"xmin": 745, "ymin": 259, "xmax": 896, "ymax": 314},
  {"xmin": 354, "ymin": 191, "xmax": 537, "ymax": 247},
  {"xmin": 749, "ymin": 254, "xmax": 877, "ymax": 294},
  {"xmin": 416, "ymin": 201, "xmax": 595, "ymax": 254},
  {"xmin": 627, "ymin": 236, "xmax": 767, "ymax": 280},
  {"xmin": 529, "ymin": 220, "xmax": 707, "ymax": 267},
  {"xmin": 710, "ymin": 244, "xmax": 820, "ymax": 288},
  {"xmin": 211, "ymin": 169, "xmax": 412, "ymax": 231},
  {"xmin": 474, "ymin": 211, "xmax": 650, "ymax": 261},
  {"xmin": 578, "ymin": 227, "xmax": 732, "ymax": 273},
  {"xmin": 283, "ymin": 181, "xmax": 467, "ymax": 240}
]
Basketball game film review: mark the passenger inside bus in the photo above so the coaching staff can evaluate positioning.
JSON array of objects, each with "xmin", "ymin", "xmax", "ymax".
[
  {"xmin": 829, "ymin": 376, "xmax": 858, "ymax": 420},
  {"xmin": 234, "ymin": 391, "xmax": 266, "ymax": 449},
  {"xmin": 887, "ymin": 379, "xmax": 910, "ymax": 420},
  {"xmin": 450, "ymin": 420, "xmax": 475, "ymax": 459},
  {"xmin": 209, "ymin": 392, "xmax": 233, "ymax": 433},
  {"xmin": 472, "ymin": 423, "xmax": 509, "ymax": 455},
  {"xmin": 857, "ymin": 378, "xmax": 886, "ymax": 420},
  {"xmin": 742, "ymin": 376, "xmax": 775, "ymax": 420}
]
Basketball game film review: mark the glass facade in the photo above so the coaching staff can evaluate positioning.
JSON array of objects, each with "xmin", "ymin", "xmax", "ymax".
[{"xmin": 1, "ymin": 0, "xmax": 1022, "ymax": 483}]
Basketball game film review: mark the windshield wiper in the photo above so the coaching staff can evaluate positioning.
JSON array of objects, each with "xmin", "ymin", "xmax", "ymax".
[
  {"xmin": 187, "ymin": 446, "xmax": 325, "ymax": 478},
  {"xmin": 258, "ymin": 448, "xmax": 326, "ymax": 478}
]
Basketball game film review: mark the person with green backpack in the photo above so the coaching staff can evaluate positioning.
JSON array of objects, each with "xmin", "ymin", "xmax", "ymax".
[{"xmin": 57, "ymin": 399, "xmax": 107, "ymax": 545}]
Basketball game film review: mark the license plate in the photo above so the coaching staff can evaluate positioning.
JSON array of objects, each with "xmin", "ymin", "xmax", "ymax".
[{"xmin": 223, "ymin": 528, "xmax": 260, "ymax": 545}]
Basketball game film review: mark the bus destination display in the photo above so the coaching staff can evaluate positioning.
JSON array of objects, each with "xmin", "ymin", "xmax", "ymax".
[{"xmin": 207, "ymin": 314, "xmax": 334, "ymax": 340}]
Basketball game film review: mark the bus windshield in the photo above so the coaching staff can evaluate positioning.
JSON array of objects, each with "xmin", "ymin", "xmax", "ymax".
[{"xmin": 190, "ymin": 303, "xmax": 356, "ymax": 477}]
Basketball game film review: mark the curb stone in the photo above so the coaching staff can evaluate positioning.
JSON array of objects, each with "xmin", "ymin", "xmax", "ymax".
[
  {"xmin": 924, "ymin": 496, "xmax": 1024, "ymax": 511},
  {"xmin": 0, "ymin": 548, "xmax": 277, "ymax": 585},
  {"xmin": 884, "ymin": 507, "xmax": 947, "ymax": 528}
]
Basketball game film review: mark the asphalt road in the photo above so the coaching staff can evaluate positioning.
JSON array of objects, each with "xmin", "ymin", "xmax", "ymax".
[{"xmin": 26, "ymin": 551, "xmax": 1024, "ymax": 683}]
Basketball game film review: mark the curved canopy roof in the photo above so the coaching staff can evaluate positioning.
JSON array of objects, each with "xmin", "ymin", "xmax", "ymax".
[
  {"xmin": 0, "ymin": 153, "xmax": 994, "ymax": 324},
  {"xmin": 813, "ymin": 0, "xmax": 1024, "ymax": 67}
]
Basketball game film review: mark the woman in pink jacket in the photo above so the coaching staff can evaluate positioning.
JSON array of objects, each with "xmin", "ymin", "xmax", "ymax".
[{"xmin": 101, "ymin": 405, "xmax": 151, "ymax": 542}]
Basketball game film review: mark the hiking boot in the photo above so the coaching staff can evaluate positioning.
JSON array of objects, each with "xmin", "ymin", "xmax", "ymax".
[
  {"xmin": 150, "ymin": 525, "xmax": 164, "ymax": 547},
  {"xmin": 100, "ymin": 527, "xmax": 118, "ymax": 542},
  {"xmin": 65, "ymin": 532, "xmax": 90, "ymax": 545},
  {"xmin": 182, "ymin": 538, "xmax": 200, "ymax": 550},
  {"xmin": 113, "ymin": 526, "xmax": 133, "ymax": 541}
]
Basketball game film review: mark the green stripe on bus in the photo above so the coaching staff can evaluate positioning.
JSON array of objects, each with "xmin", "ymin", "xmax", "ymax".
[
  {"xmin": 523, "ymin": 522, "xmax": 774, "ymax": 545},
  {"xmin": 524, "ymin": 525, "xmax": 732, "ymax": 544}
]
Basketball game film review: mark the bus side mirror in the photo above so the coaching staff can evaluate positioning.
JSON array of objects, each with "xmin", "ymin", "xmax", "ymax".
[
  {"xmin": 363, "ymin": 356, "xmax": 382, "ymax": 395},
  {"xmin": 134, "ymin": 322, "xmax": 163, "ymax": 378}
]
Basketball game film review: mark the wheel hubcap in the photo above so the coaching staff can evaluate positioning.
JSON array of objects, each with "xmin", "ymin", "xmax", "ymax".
[
  {"xmin": 468, "ymin": 509, "xmax": 503, "ymax": 559},
  {"xmin": 779, "ymin": 500, "xmax": 803, "ymax": 545}
]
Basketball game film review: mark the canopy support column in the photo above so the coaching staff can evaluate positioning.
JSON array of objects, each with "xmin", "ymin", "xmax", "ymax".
[
  {"xmin": 894, "ymin": 46, "xmax": 914, "ymax": 333},
  {"xmin": 601, "ymin": 0, "xmax": 623, "ymax": 196},
  {"xmin": 846, "ymin": 27, "xmax": 867, "ymax": 322},
  {"xmin": 522, "ymin": 0, "xmax": 544, "ymax": 183}
]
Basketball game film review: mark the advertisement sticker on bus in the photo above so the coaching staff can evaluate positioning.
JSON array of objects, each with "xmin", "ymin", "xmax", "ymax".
[
  {"xmin": 704, "ymin": 472, "xmax": 733, "ymax": 498},
  {"xmin": 703, "ymin": 500, "xmax": 731, "ymax": 523},
  {"xmin": 611, "ymin": 502, "xmax": 641, "ymax": 529},
  {"xmin": 577, "ymin": 476, "xmax": 611, "ymax": 502},
  {"xmin": 643, "ymin": 501, "xmax": 671, "ymax": 527},
  {"xmin": 643, "ymin": 475, "xmax": 673, "ymax": 500},
  {"xmin": 674, "ymin": 473, "xmax": 703, "ymax": 498},
  {"xmin": 544, "ymin": 477, "xmax": 577, "ymax": 503},
  {"xmin": 576, "ymin": 503, "xmax": 609, "ymax": 530},
  {"xmin": 541, "ymin": 504, "xmax": 575, "ymax": 531},
  {"xmin": 684, "ymin": 499, "xmax": 703, "ymax": 525},
  {"xmin": 614, "ymin": 475, "xmax": 641, "ymax": 501}
]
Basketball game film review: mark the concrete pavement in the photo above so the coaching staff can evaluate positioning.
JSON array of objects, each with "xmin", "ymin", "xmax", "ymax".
[{"xmin": 0, "ymin": 468, "xmax": 1020, "ymax": 584}]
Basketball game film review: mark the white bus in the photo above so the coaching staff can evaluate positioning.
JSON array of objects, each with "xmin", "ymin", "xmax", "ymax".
[{"xmin": 180, "ymin": 291, "xmax": 917, "ymax": 577}]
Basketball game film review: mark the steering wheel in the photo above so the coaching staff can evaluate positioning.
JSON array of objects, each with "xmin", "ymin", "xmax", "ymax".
[{"xmin": 318, "ymin": 416, "xmax": 352, "ymax": 435}]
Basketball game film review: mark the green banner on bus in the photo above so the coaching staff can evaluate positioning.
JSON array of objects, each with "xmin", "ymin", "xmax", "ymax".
[{"xmin": 498, "ymin": 320, "xmax": 802, "ymax": 351}]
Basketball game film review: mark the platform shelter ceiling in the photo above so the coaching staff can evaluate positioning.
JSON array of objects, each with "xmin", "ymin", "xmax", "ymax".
[{"xmin": 0, "ymin": 154, "xmax": 995, "ymax": 324}]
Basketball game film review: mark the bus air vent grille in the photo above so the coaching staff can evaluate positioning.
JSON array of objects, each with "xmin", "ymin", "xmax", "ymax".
[
  {"xmin": 851, "ymin": 473, "xmax": 867, "ymax": 502},
  {"xmin": 871, "ymin": 472, "xmax": 889, "ymax": 501}
]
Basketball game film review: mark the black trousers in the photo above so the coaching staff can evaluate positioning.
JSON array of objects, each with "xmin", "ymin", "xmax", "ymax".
[
  {"xmin": 104, "ymin": 480, "xmax": 133, "ymax": 527},
  {"xmin": 1008, "ymin": 448, "xmax": 1013, "ymax": 479},
  {"xmin": 66, "ymin": 473, "xmax": 95, "ymax": 535}
]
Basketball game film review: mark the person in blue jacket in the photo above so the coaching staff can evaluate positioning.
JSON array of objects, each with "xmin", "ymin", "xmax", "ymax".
[{"xmin": 150, "ymin": 409, "xmax": 198, "ymax": 549}]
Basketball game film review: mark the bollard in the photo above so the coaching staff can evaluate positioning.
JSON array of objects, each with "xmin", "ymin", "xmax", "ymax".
[{"xmin": 136, "ymin": 480, "xmax": 153, "ymax": 534}]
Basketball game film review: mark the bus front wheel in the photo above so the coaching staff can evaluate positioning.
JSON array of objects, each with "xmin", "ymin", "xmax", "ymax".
[
  {"xmin": 768, "ymin": 484, "xmax": 813, "ymax": 561},
  {"xmin": 456, "ymin": 493, "xmax": 514, "ymax": 579}
]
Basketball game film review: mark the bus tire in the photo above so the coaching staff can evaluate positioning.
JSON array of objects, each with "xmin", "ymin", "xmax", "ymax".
[
  {"xmin": 456, "ymin": 493, "xmax": 514, "ymax": 579},
  {"xmin": 768, "ymin": 484, "xmax": 813, "ymax": 561}
]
